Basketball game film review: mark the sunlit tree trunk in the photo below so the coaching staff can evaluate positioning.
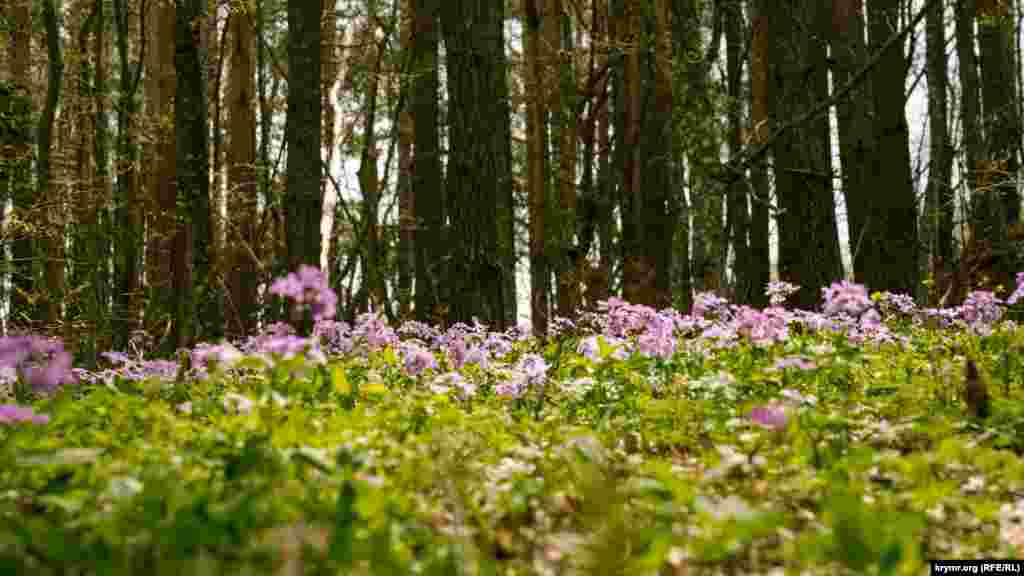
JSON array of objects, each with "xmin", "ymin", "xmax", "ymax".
[
  {"xmin": 227, "ymin": 0, "xmax": 258, "ymax": 338},
  {"xmin": 39, "ymin": 0, "xmax": 65, "ymax": 330}
]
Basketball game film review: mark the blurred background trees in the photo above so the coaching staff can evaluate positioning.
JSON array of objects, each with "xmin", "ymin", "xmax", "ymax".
[{"xmin": 0, "ymin": 0, "xmax": 1021, "ymax": 359}]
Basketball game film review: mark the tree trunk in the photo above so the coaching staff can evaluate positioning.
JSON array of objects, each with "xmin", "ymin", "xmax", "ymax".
[
  {"xmin": 924, "ymin": 0, "xmax": 954, "ymax": 305},
  {"xmin": 440, "ymin": 0, "xmax": 515, "ymax": 330},
  {"xmin": 285, "ymin": 0, "xmax": 322, "ymax": 332},
  {"xmin": 747, "ymin": 0, "xmax": 770, "ymax": 308},
  {"xmin": 524, "ymin": 0, "xmax": 549, "ymax": 335},
  {"xmin": 113, "ymin": 0, "xmax": 143, "ymax": 355},
  {"xmin": 39, "ymin": 0, "xmax": 65, "ymax": 330},
  {"xmin": 397, "ymin": 0, "xmax": 414, "ymax": 319},
  {"xmin": 976, "ymin": 0, "xmax": 1021, "ymax": 291},
  {"xmin": 770, "ymin": 3, "xmax": 843, "ymax": 308},
  {"xmin": 146, "ymin": 0, "xmax": 177, "ymax": 348},
  {"xmin": 830, "ymin": 0, "xmax": 873, "ymax": 285},
  {"xmin": 724, "ymin": 0, "xmax": 751, "ymax": 304},
  {"xmin": 227, "ymin": 0, "xmax": 259, "ymax": 338},
  {"xmin": 8, "ymin": 0, "xmax": 34, "ymax": 328},
  {"xmin": 175, "ymin": 0, "xmax": 214, "ymax": 346}
]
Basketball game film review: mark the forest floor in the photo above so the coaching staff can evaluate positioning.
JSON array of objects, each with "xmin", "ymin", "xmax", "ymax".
[{"xmin": 2, "ymin": 287, "xmax": 1024, "ymax": 575}]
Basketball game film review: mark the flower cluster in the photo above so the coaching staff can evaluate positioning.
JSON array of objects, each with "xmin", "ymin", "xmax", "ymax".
[
  {"xmin": 765, "ymin": 280, "xmax": 800, "ymax": 306},
  {"xmin": 0, "ymin": 404, "xmax": 49, "ymax": 425},
  {"xmin": 959, "ymin": 290, "xmax": 1005, "ymax": 334},
  {"xmin": 1007, "ymin": 272, "xmax": 1024, "ymax": 306},
  {"xmin": 269, "ymin": 265, "xmax": 338, "ymax": 322},
  {"xmin": 0, "ymin": 335, "xmax": 75, "ymax": 396},
  {"xmin": 733, "ymin": 306, "xmax": 790, "ymax": 347},
  {"xmin": 821, "ymin": 280, "xmax": 874, "ymax": 319}
]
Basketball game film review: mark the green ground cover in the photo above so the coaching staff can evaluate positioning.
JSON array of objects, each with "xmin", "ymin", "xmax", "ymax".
[{"xmin": 2, "ymin": 280, "xmax": 1024, "ymax": 575}]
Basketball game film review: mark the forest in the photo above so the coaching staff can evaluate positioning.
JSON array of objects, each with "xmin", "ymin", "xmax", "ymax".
[{"xmin": 1, "ymin": 0, "xmax": 1024, "ymax": 573}]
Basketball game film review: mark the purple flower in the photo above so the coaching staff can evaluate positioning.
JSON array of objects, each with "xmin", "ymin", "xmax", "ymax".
[
  {"xmin": 734, "ymin": 306, "xmax": 789, "ymax": 347},
  {"xmin": 517, "ymin": 354, "xmax": 549, "ymax": 386},
  {"xmin": 430, "ymin": 371, "xmax": 476, "ymax": 398},
  {"xmin": 876, "ymin": 291, "xmax": 917, "ymax": 318},
  {"xmin": 772, "ymin": 356, "xmax": 816, "ymax": 371},
  {"xmin": 269, "ymin": 265, "xmax": 338, "ymax": 322},
  {"xmin": 577, "ymin": 336, "xmax": 600, "ymax": 361},
  {"xmin": 101, "ymin": 351, "xmax": 132, "ymax": 365},
  {"xmin": 1008, "ymin": 272, "xmax": 1024, "ymax": 305},
  {"xmin": 638, "ymin": 314, "xmax": 677, "ymax": 359},
  {"xmin": 402, "ymin": 343, "xmax": 438, "ymax": 377},
  {"xmin": 0, "ymin": 336, "xmax": 75, "ymax": 395},
  {"xmin": 821, "ymin": 281, "xmax": 873, "ymax": 318},
  {"xmin": 960, "ymin": 290, "xmax": 1004, "ymax": 329},
  {"xmin": 765, "ymin": 281, "xmax": 800, "ymax": 306},
  {"xmin": 352, "ymin": 312, "xmax": 397, "ymax": 352},
  {"xmin": 0, "ymin": 404, "xmax": 49, "ymax": 425},
  {"xmin": 749, "ymin": 403, "xmax": 788, "ymax": 430},
  {"xmin": 495, "ymin": 375, "xmax": 527, "ymax": 398},
  {"xmin": 692, "ymin": 292, "xmax": 732, "ymax": 320}
]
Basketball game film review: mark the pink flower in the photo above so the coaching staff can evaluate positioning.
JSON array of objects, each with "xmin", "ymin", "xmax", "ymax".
[
  {"xmin": 749, "ymin": 403, "xmax": 789, "ymax": 430},
  {"xmin": 0, "ymin": 404, "xmax": 49, "ymax": 425}
]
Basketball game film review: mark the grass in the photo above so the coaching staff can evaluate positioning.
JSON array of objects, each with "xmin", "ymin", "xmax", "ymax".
[{"xmin": 1, "ymin": 296, "xmax": 1024, "ymax": 575}]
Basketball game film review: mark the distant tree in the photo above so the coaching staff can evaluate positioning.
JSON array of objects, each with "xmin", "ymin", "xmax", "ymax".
[
  {"xmin": 146, "ymin": 0, "xmax": 177, "ymax": 349},
  {"xmin": 440, "ymin": 0, "xmax": 515, "ymax": 329},
  {"xmin": 175, "ymin": 0, "xmax": 215, "ymax": 346},
  {"xmin": 412, "ymin": 0, "xmax": 444, "ymax": 326},
  {"xmin": 397, "ymin": 0, "xmax": 414, "ymax": 318},
  {"xmin": 523, "ymin": 0, "xmax": 550, "ymax": 335},
  {"xmin": 724, "ymin": 0, "xmax": 752, "ymax": 304},
  {"xmin": 830, "ymin": 0, "xmax": 873, "ymax": 285},
  {"xmin": 8, "ymin": 0, "xmax": 35, "ymax": 327},
  {"xmin": 769, "ymin": 4, "xmax": 843, "ymax": 308},
  {"xmin": 747, "ymin": 0, "xmax": 770, "ymax": 309},
  {"xmin": 974, "ymin": 0, "xmax": 1021, "ymax": 290},
  {"xmin": 227, "ymin": 0, "xmax": 259, "ymax": 338},
  {"xmin": 39, "ymin": 0, "xmax": 65, "ymax": 330},
  {"xmin": 923, "ymin": 0, "xmax": 954, "ymax": 304},
  {"xmin": 864, "ymin": 0, "xmax": 918, "ymax": 296},
  {"xmin": 112, "ymin": 0, "xmax": 144, "ymax": 353},
  {"xmin": 285, "ymin": 0, "xmax": 322, "ymax": 330}
]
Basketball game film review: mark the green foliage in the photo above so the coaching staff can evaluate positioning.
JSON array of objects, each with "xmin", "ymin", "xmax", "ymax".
[{"xmin": 3, "ymin": 312, "xmax": 1024, "ymax": 573}]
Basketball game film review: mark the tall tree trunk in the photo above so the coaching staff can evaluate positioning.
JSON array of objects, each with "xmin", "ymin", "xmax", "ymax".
[
  {"xmin": 865, "ymin": 0, "xmax": 918, "ymax": 296},
  {"xmin": 770, "ymin": 3, "xmax": 843, "ymax": 308},
  {"xmin": 176, "ymin": 0, "xmax": 214, "ymax": 347},
  {"xmin": 683, "ymin": 0, "xmax": 724, "ymax": 295},
  {"xmin": 357, "ymin": 11, "xmax": 386, "ymax": 315},
  {"xmin": 830, "ymin": 0, "xmax": 873, "ymax": 285},
  {"xmin": 227, "ymin": 0, "xmax": 258, "ymax": 338},
  {"xmin": 724, "ymin": 0, "xmax": 751, "ymax": 304},
  {"xmin": 113, "ymin": 0, "xmax": 142, "ymax": 355},
  {"xmin": 747, "ymin": 0, "xmax": 770, "ymax": 308},
  {"xmin": 8, "ymin": 0, "xmax": 34, "ymax": 328},
  {"xmin": 976, "ymin": 0, "xmax": 1021, "ymax": 291},
  {"xmin": 146, "ymin": 0, "xmax": 177, "ymax": 348},
  {"xmin": 440, "ymin": 0, "xmax": 515, "ymax": 330},
  {"xmin": 39, "ymin": 0, "xmax": 65, "ymax": 331},
  {"xmin": 619, "ymin": 0, "xmax": 650, "ymax": 306},
  {"xmin": 285, "ymin": 0, "xmax": 322, "ymax": 332},
  {"xmin": 524, "ymin": 0, "xmax": 549, "ymax": 335},
  {"xmin": 397, "ymin": 0, "xmax": 414, "ymax": 319},
  {"xmin": 284, "ymin": 2, "xmax": 322, "ymax": 270},
  {"xmin": 412, "ymin": 0, "xmax": 444, "ymax": 326},
  {"xmin": 925, "ymin": 0, "xmax": 954, "ymax": 305},
  {"xmin": 645, "ymin": 0, "xmax": 675, "ymax": 309},
  {"xmin": 551, "ymin": 0, "xmax": 579, "ymax": 318}
]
